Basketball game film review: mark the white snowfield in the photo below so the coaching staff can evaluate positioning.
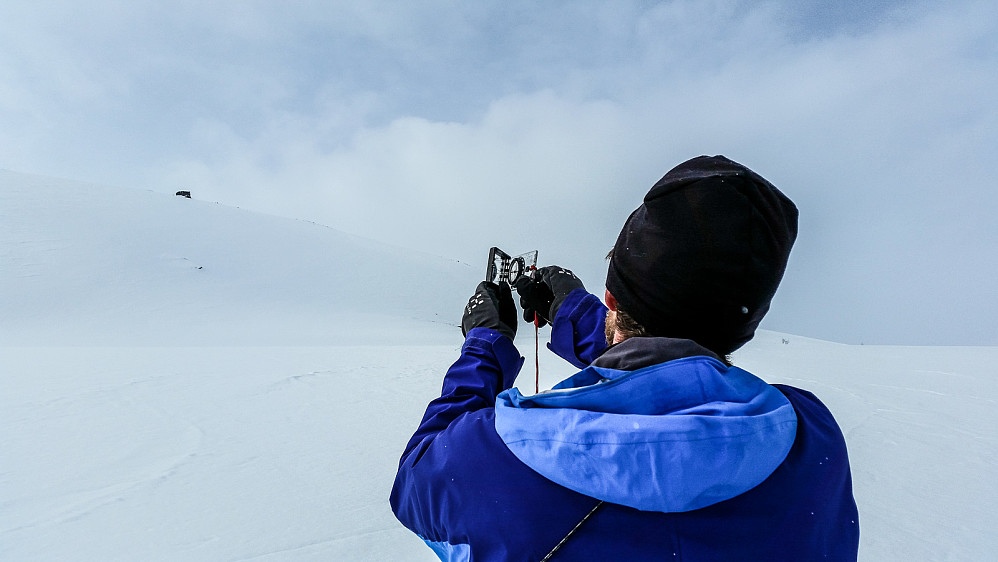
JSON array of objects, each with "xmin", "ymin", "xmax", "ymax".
[{"xmin": 2, "ymin": 171, "xmax": 995, "ymax": 561}]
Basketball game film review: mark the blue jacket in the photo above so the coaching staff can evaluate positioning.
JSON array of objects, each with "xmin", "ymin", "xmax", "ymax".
[{"xmin": 391, "ymin": 290, "xmax": 859, "ymax": 561}]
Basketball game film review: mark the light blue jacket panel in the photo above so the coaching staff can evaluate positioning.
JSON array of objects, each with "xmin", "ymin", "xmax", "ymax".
[{"xmin": 495, "ymin": 354, "xmax": 798, "ymax": 513}]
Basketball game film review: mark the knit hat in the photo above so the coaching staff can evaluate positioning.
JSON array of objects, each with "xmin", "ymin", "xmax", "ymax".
[{"xmin": 605, "ymin": 155, "xmax": 798, "ymax": 355}]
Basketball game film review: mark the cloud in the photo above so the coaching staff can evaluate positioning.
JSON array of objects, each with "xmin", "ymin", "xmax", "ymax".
[{"xmin": 1, "ymin": 0, "xmax": 996, "ymax": 344}]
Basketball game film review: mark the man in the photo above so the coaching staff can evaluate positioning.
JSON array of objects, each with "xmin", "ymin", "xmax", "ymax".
[{"xmin": 390, "ymin": 155, "xmax": 859, "ymax": 561}]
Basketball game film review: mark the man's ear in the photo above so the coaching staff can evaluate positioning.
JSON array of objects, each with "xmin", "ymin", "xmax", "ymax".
[{"xmin": 604, "ymin": 289, "xmax": 617, "ymax": 311}]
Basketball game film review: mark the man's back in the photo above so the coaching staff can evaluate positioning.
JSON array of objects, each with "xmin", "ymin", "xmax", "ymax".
[{"xmin": 390, "ymin": 325, "xmax": 859, "ymax": 561}]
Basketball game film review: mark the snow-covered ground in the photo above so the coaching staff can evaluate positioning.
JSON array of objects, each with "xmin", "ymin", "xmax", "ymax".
[{"xmin": 2, "ymin": 171, "xmax": 996, "ymax": 560}]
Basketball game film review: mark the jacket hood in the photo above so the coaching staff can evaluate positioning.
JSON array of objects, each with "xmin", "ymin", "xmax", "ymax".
[{"xmin": 494, "ymin": 341, "xmax": 797, "ymax": 513}]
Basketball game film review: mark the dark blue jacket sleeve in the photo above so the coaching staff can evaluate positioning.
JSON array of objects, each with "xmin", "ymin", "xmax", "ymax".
[
  {"xmin": 548, "ymin": 288, "xmax": 609, "ymax": 369},
  {"xmin": 390, "ymin": 328, "xmax": 524, "ymax": 538},
  {"xmin": 390, "ymin": 327, "xmax": 597, "ymax": 560}
]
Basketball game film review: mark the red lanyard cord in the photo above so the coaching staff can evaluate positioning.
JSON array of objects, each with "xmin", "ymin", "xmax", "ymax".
[{"xmin": 534, "ymin": 312, "xmax": 540, "ymax": 394}]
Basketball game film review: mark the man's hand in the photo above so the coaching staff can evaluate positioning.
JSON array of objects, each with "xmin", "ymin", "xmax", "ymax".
[
  {"xmin": 462, "ymin": 281, "xmax": 518, "ymax": 340},
  {"xmin": 512, "ymin": 266, "xmax": 585, "ymax": 328}
]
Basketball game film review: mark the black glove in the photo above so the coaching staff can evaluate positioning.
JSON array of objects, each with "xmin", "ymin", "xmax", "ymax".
[
  {"xmin": 462, "ymin": 281, "xmax": 517, "ymax": 340},
  {"xmin": 512, "ymin": 266, "xmax": 585, "ymax": 327}
]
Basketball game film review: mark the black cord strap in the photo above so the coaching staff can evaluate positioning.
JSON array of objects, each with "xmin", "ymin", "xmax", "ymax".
[{"xmin": 540, "ymin": 501, "xmax": 604, "ymax": 561}]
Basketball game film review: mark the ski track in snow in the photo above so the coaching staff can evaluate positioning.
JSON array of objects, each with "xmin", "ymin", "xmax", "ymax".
[
  {"xmin": 234, "ymin": 526, "xmax": 409, "ymax": 561},
  {"xmin": 2, "ymin": 346, "xmax": 454, "ymax": 561},
  {"xmin": 2, "ymin": 373, "xmax": 206, "ymax": 538}
]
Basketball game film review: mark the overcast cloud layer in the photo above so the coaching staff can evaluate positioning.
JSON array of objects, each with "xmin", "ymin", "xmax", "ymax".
[{"xmin": 2, "ymin": 0, "xmax": 995, "ymax": 345}]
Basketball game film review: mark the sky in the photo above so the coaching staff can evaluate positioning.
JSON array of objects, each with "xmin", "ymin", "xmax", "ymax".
[{"xmin": 1, "ymin": 0, "xmax": 995, "ymax": 346}]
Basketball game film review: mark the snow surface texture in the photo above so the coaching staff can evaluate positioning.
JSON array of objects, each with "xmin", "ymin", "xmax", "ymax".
[{"xmin": 2, "ymin": 171, "xmax": 996, "ymax": 560}]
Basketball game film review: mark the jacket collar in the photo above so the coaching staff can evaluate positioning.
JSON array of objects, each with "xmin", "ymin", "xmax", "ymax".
[{"xmin": 592, "ymin": 336, "xmax": 722, "ymax": 371}]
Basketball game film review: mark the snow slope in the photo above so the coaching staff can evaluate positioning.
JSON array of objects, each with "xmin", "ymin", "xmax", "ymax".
[
  {"xmin": 1, "ymin": 170, "xmax": 474, "ymax": 346},
  {"xmin": 2, "ymin": 172, "xmax": 996, "ymax": 560}
]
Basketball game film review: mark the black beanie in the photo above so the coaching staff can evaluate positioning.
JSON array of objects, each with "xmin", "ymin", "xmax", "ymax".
[{"xmin": 605, "ymin": 155, "xmax": 798, "ymax": 355}]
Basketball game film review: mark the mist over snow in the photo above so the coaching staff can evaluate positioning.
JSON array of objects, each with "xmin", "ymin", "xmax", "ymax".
[
  {"xmin": 1, "ymin": 170, "xmax": 476, "ymax": 346},
  {"xmin": 2, "ymin": 172, "xmax": 996, "ymax": 560},
  {"xmin": 1, "ymin": 0, "xmax": 996, "ymax": 345}
]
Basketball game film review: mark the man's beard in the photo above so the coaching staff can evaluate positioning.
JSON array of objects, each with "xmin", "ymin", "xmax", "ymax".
[{"xmin": 604, "ymin": 309, "xmax": 616, "ymax": 346}]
